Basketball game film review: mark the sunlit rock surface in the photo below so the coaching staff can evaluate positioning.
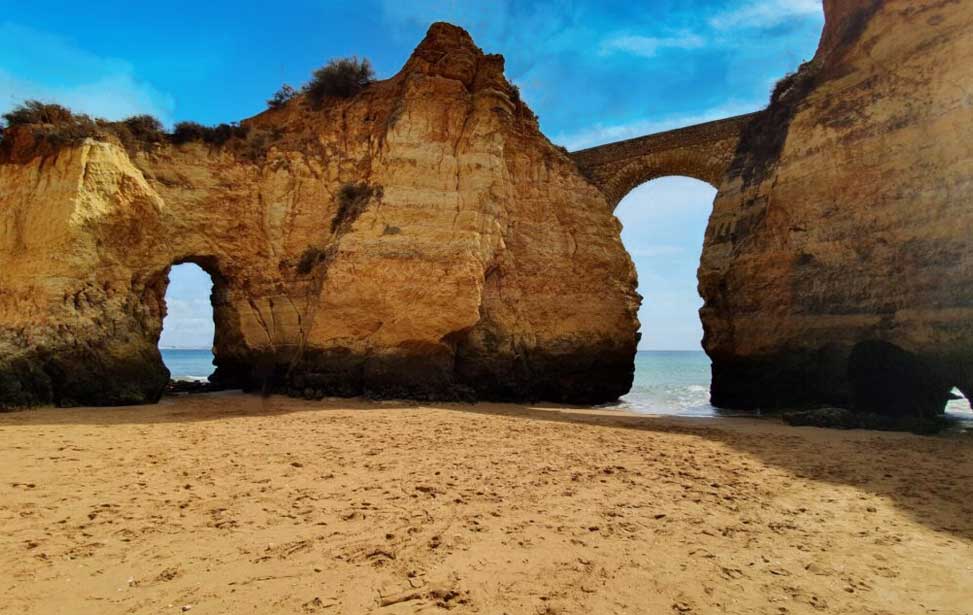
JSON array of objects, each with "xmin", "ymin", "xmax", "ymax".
[
  {"xmin": 3, "ymin": 2, "xmax": 970, "ymax": 417},
  {"xmin": 699, "ymin": 0, "xmax": 973, "ymax": 415},
  {"xmin": 0, "ymin": 23, "xmax": 640, "ymax": 407}
]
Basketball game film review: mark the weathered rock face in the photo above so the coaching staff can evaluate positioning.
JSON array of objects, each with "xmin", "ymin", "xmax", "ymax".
[
  {"xmin": 0, "ymin": 23, "xmax": 640, "ymax": 408},
  {"xmin": 699, "ymin": 0, "xmax": 973, "ymax": 415}
]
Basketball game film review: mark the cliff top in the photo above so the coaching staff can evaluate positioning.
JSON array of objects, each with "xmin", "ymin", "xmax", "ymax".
[{"xmin": 0, "ymin": 22, "xmax": 528, "ymax": 165}]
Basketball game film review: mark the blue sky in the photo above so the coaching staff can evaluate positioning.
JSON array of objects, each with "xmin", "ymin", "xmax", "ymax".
[{"xmin": 1, "ymin": 0, "xmax": 824, "ymax": 350}]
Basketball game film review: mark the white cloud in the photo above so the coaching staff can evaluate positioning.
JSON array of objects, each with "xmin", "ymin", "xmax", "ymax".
[
  {"xmin": 615, "ymin": 177, "xmax": 716, "ymax": 350},
  {"xmin": 0, "ymin": 23, "xmax": 174, "ymax": 124},
  {"xmin": 710, "ymin": 0, "xmax": 822, "ymax": 30},
  {"xmin": 159, "ymin": 264, "xmax": 215, "ymax": 348},
  {"xmin": 160, "ymin": 298, "xmax": 214, "ymax": 348},
  {"xmin": 599, "ymin": 33, "xmax": 706, "ymax": 58},
  {"xmin": 553, "ymin": 100, "xmax": 765, "ymax": 151}
]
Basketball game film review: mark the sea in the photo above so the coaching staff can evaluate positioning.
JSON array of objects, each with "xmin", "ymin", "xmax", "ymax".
[
  {"xmin": 161, "ymin": 348, "xmax": 216, "ymax": 383},
  {"xmin": 161, "ymin": 348, "xmax": 972, "ymax": 419}
]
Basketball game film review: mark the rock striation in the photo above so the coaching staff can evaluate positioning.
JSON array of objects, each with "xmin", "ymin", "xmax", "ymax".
[
  {"xmin": 0, "ymin": 23, "xmax": 640, "ymax": 407},
  {"xmin": 699, "ymin": 0, "xmax": 973, "ymax": 416}
]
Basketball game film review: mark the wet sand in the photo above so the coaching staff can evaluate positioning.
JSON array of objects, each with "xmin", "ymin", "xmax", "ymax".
[{"xmin": 1, "ymin": 392, "xmax": 971, "ymax": 614}]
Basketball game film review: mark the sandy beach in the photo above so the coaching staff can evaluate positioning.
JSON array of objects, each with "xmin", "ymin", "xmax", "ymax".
[{"xmin": 1, "ymin": 393, "xmax": 971, "ymax": 614}]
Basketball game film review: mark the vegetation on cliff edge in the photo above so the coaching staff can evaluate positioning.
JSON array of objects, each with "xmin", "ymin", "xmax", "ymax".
[
  {"xmin": 302, "ymin": 57, "xmax": 374, "ymax": 109},
  {"xmin": 266, "ymin": 84, "xmax": 298, "ymax": 109},
  {"xmin": 0, "ymin": 100, "xmax": 281, "ymax": 160}
]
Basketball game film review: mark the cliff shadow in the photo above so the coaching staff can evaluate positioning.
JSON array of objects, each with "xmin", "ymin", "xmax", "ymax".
[{"xmin": 448, "ymin": 402, "xmax": 973, "ymax": 543}]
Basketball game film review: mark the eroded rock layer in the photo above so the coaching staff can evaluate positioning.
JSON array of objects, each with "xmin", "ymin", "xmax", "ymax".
[
  {"xmin": 0, "ymin": 24, "xmax": 640, "ymax": 407},
  {"xmin": 699, "ymin": 0, "xmax": 973, "ymax": 415}
]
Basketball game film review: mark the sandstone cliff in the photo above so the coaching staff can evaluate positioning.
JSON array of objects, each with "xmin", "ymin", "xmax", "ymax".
[
  {"xmin": 0, "ymin": 23, "xmax": 640, "ymax": 407},
  {"xmin": 4, "ymin": 3, "xmax": 970, "ymax": 418},
  {"xmin": 699, "ymin": 0, "xmax": 973, "ymax": 415}
]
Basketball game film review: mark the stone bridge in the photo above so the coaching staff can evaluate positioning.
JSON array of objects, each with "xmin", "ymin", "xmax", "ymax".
[{"xmin": 570, "ymin": 113, "xmax": 759, "ymax": 209}]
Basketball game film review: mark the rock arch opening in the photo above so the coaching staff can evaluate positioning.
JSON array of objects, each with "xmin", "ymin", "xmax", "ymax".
[
  {"xmin": 159, "ymin": 262, "xmax": 216, "ymax": 382},
  {"xmin": 155, "ymin": 257, "xmax": 246, "ymax": 391},
  {"xmin": 614, "ymin": 176, "xmax": 717, "ymax": 414}
]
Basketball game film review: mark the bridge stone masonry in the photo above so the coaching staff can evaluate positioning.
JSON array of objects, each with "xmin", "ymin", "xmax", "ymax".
[{"xmin": 569, "ymin": 113, "xmax": 759, "ymax": 209}]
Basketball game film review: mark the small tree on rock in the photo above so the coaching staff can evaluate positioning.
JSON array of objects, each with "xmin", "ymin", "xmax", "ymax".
[{"xmin": 267, "ymin": 84, "xmax": 297, "ymax": 110}]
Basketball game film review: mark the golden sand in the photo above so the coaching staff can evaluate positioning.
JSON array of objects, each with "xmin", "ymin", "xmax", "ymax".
[{"xmin": 1, "ymin": 393, "xmax": 971, "ymax": 614}]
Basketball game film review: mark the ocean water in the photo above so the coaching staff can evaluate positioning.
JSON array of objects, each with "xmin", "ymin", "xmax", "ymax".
[
  {"xmin": 161, "ymin": 348, "xmax": 215, "ymax": 382},
  {"xmin": 161, "ymin": 348, "xmax": 971, "ymax": 419},
  {"xmin": 618, "ymin": 350, "xmax": 717, "ymax": 416}
]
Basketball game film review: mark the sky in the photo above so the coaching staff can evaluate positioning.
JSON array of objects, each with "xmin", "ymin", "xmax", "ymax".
[{"xmin": 0, "ymin": 0, "xmax": 824, "ymax": 350}]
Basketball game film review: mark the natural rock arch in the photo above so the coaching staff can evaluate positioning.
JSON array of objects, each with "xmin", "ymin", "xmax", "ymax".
[
  {"xmin": 155, "ymin": 256, "xmax": 250, "ymax": 388},
  {"xmin": 2, "ymin": 1, "xmax": 971, "ymax": 419},
  {"xmin": 0, "ymin": 23, "xmax": 641, "ymax": 409}
]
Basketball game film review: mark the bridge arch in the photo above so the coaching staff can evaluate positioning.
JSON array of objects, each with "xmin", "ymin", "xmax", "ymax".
[
  {"xmin": 570, "ymin": 113, "xmax": 758, "ymax": 210},
  {"xmin": 602, "ymin": 149, "xmax": 725, "ymax": 207}
]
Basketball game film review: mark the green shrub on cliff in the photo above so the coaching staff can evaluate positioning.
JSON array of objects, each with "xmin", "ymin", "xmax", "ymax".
[
  {"xmin": 267, "ymin": 84, "xmax": 298, "ymax": 109},
  {"xmin": 170, "ymin": 121, "xmax": 249, "ymax": 146},
  {"xmin": 170, "ymin": 121, "xmax": 207, "ymax": 144},
  {"xmin": 0, "ymin": 100, "xmax": 102, "ymax": 147},
  {"xmin": 100, "ymin": 115, "xmax": 167, "ymax": 151},
  {"xmin": 0, "ymin": 100, "xmax": 259, "ymax": 157},
  {"xmin": 205, "ymin": 122, "xmax": 249, "ymax": 145},
  {"xmin": 0, "ymin": 101, "xmax": 172, "ymax": 153},
  {"xmin": 2, "ymin": 100, "xmax": 76, "ymax": 126},
  {"xmin": 121, "ymin": 114, "xmax": 166, "ymax": 142},
  {"xmin": 303, "ymin": 57, "xmax": 374, "ymax": 109}
]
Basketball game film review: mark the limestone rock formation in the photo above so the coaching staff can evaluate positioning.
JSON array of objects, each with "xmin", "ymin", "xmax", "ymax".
[
  {"xmin": 699, "ymin": 0, "xmax": 973, "ymax": 415},
  {"xmin": 4, "ymin": 2, "xmax": 970, "ymax": 417},
  {"xmin": 0, "ymin": 23, "xmax": 640, "ymax": 408}
]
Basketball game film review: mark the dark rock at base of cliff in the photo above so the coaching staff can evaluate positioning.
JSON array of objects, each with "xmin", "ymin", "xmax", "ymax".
[
  {"xmin": 783, "ymin": 406, "xmax": 948, "ymax": 434},
  {"xmin": 711, "ymin": 341, "xmax": 957, "ymax": 423},
  {"xmin": 454, "ymin": 343, "xmax": 636, "ymax": 405},
  {"xmin": 209, "ymin": 355, "xmax": 258, "ymax": 392},
  {"xmin": 0, "ymin": 357, "xmax": 54, "ymax": 410},
  {"xmin": 709, "ymin": 346, "xmax": 850, "ymax": 411},
  {"xmin": 220, "ymin": 342, "xmax": 634, "ymax": 406},
  {"xmin": 0, "ymin": 346, "xmax": 169, "ymax": 409},
  {"xmin": 847, "ymin": 340, "xmax": 951, "ymax": 419}
]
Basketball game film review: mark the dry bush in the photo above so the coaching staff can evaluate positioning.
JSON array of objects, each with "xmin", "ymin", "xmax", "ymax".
[
  {"xmin": 2, "ymin": 100, "xmax": 76, "ymax": 126},
  {"xmin": 0, "ymin": 100, "xmax": 101, "ymax": 148},
  {"xmin": 122, "ymin": 115, "xmax": 166, "ymax": 142},
  {"xmin": 303, "ymin": 57, "xmax": 374, "ymax": 109},
  {"xmin": 170, "ymin": 121, "xmax": 249, "ymax": 146},
  {"xmin": 332, "ymin": 182, "xmax": 379, "ymax": 233}
]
